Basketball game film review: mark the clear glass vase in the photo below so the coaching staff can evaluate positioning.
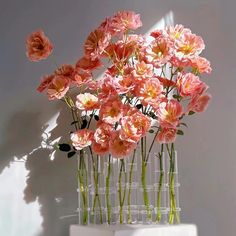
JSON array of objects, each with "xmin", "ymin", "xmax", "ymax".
[{"xmin": 77, "ymin": 144, "xmax": 180, "ymax": 225}]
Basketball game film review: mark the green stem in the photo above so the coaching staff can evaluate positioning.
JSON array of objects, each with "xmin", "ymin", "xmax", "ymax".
[
  {"xmin": 127, "ymin": 149, "xmax": 136, "ymax": 224},
  {"xmin": 166, "ymin": 143, "xmax": 180, "ymax": 224},
  {"xmin": 78, "ymin": 151, "xmax": 88, "ymax": 224},
  {"xmin": 118, "ymin": 160, "xmax": 127, "ymax": 223},
  {"xmin": 156, "ymin": 144, "xmax": 164, "ymax": 222},
  {"xmin": 105, "ymin": 155, "xmax": 112, "ymax": 224}
]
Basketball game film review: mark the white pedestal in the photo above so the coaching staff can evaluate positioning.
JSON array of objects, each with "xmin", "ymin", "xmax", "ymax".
[{"xmin": 70, "ymin": 224, "xmax": 197, "ymax": 236}]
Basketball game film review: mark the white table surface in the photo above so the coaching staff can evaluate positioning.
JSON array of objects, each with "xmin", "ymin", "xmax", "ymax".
[{"xmin": 70, "ymin": 224, "xmax": 197, "ymax": 236}]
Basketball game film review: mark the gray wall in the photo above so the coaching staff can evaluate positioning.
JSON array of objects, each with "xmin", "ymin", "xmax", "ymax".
[{"xmin": 0, "ymin": 0, "xmax": 235, "ymax": 235}]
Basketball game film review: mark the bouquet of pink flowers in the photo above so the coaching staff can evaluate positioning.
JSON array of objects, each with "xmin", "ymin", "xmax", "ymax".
[{"xmin": 26, "ymin": 10, "xmax": 211, "ymax": 225}]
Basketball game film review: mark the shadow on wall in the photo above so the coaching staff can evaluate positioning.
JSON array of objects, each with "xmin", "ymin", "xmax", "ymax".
[{"xmin": 0, "ymin": 99, "xmax": 78, "ymax": 236}]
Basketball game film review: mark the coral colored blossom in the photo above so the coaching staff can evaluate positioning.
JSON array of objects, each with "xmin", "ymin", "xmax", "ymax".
[
  {"xmin": 187, "ymin": 93, "xmax": 211, "ymax": 113},
  {"xmin": 47, "ymin": 75, "xmax": 70, "ymax": 100},
  {"xmin": 37, "ymin": 74, "xmax": 54, "ymax": 92},
  {"xmin": 72, "ymin": 68, "xmax": 92, "ymax": 86},
  {"xmin": 99, "ymin": 98, "xmax": 123, "ymax": 125},
  {"xmin": 55, "ymin": 64, "xmax": 74, "ymax": 79},
  {"xmin": 146, "ymin": 36, "xmax": 173, "ymax": 67},
  {"xmin": 76, "ymin": 56, "xmax": 102, "ymax": 70},
  {"xmin": 84, "ymin": 29, "xmax": 111, "ymax": 60},
  {"xmin": 156, "ymin": 99, "xmax": 183, "ymax": 128},
  {"xmin": 76, "ymin": 93, "xmax": 100, "ymax": 111},
  {"xmin": 110, "ymin": 11, "xmax": 142, "ymax": 34},
  {"xmin": 174, "ymin": 33, "xmax": 205, "ymax": 59},
  {"xmin": 26, "ymin": 30, "xmax": 53, "ymax": 62},
  {"xmin": 120, "ymin": 111, "xmax": 151, "ymax": 143},
  {"xmin": 156, "ymin": 127, "xmax": 177, "ymax": 144},
  {"xmin": 177, "ymin": 72, "xmax": 208, "ymax": 97},
  {"xmin": 190, "ymin": 56, "xmax": 212, "ymax": 74},
  {"xmin": 134, "ymin": 78, "xmax": 163, "ymax": 106},
  {"xmin": 92, "ymin": 141, "xmax": 109, "ymax": 155},
  {"xmin": 109, "ymin": 131, "xmax": 136, "ymax": 158},
  {"xmin": 70, "ymin": 129, "xmax": 94, "ymax": 150},
  {"xmin": 132, "ymin": 61, "xmax": 153, "ymax": 80}
]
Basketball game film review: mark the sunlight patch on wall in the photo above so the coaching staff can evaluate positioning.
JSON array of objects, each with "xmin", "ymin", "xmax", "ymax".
[{"xmin": 0, "ymin": 161, "xmax": 43, "ymax": 236}]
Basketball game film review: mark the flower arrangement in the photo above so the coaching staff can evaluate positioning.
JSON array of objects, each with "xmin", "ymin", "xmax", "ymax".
[{"xmin": 26, "ymin": 10, "xmax": 212, "ymax": 225}]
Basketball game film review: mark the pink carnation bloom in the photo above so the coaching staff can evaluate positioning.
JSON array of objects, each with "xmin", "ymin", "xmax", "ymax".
[
  {"xmin": 37, "ymin": 74, "xmax": 54, "ymax": 92},
  {"xmin": 174, "ymin": 32, "xmax": 205, "ymax": 60},
  {"xmin": 177, "ymin": 72, "xmax": 208, "ymax": 97},
  {"xmin": 156, "ymin": 127, "xmax": 177, "ymax": 144},
  {"xmin": 26, "ymin": 30, "xmax": 53, "ymax": 62},
  {"xmin": 99, "ymin": 97, "xmax": 123, "ymax": 125},
  {"xmin": 120, "ymin": 111, "xmax": 151, "ymax": 143},
  {"xmin": 94, "ymin": 122, "xmax": 112, "ymax": 145},
  {"xmin": 71, "ymin": 129, "xmax": 94, "ymax": 150},
  {"xmin": 190, "ymin": 56, "xmax": 212, "ymax": 74},
  {"xmin": 76, "ymin": 56, "xmax": 102, "ymax": 70},
  {"xmin": 134, "ymin": 78, "xmax": 163, "ymax": 106},
  {"xmin": 110, "ymin": 11, "xmax": 142, "ymax": 34},
  {"xmin": 156, "ymin": 99, "xmax": 183, "ymax": 128},
  {"xmin": 187, "ymin": 93, "xmax": 211, "ymax": 113},
  {"xmin": 84, "ymin": 29, "xmax": 111, "ymax": 60},
  {"xmin": 76, "ymin": 93, "xmax": 100, "ymax": 111},
  {"xmin": 146, "ymin": 36, "xmax": 173, "ymax": 67},
  {"xmin": 109, "ymin": 131, "xmax": 136, "ymax": 158},
  {"xmin": 72, "ymin": 68, "xmax": 92, "ymax": 86},
  {"xmin": 132, "ymin": 61, "xmax": 153, "ymax": 80},
  {"xmin": 47, "ymin": 75, "xmax": 70, "ymax": 100}
]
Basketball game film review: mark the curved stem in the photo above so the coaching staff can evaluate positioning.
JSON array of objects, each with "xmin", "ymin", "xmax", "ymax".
[
  {"xmin": 105, "ymin": 155, "xmax": 112, "ymax": 224},
  {"xmin": 127, "ymin": 149, "xmax": 136, "ymax": 223}
]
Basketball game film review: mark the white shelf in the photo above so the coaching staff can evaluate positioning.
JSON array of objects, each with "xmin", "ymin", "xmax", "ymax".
[{"xmin": 70, "ymin": 224, "xmax": 197, "ymax": 236}]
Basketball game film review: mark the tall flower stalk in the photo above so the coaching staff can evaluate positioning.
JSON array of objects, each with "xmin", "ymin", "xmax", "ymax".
[
  {"xmin": 156, "ymin": 144, "xmax": 164, "ymax": 222},
  {"xmin": 105, "ymin": 155, "xmax": 112, "ymax": 224},
  {"xmin": 166, "ymin": 143, "xmax": 180, "ymax": 224}
]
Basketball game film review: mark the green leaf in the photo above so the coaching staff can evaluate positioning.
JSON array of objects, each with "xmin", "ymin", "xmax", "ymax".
[
  {"xmin": 71, "ymin": 121, "xmax": 78, "ymax": 125},
  {"xmin": 67, "ymin": 151, "xmax": 76, "ymax": 158},
  {"xmin": 180, "ymin": 122, "xmax": 188, "ymax": 128},
  {"xmin": 149, "ymin": 112, "xmax": 157, "ymax": 119},
  {"xmin": 177, "ymin": 130, "xmax": 184, "ymax": 135},
  {"xmin": 173, "ymin": 94, "xmax": 181, "ymax": 99},
  {"xmin": 149, "ymin": 129, "xmax": 155, "ymax": 133},
  {"xmin": 188, "ymin": 111, "xmax": 195, "ymax": 115},
  {"xmin": 58, "ymin": 143, "xmax": 71, "ymax": 152},
  {"xmin": 136, "ymin": 104, "xmax": 143, "ymax": 110},
  {"xmin": 81, "ymin": 119, "xmax": 88, "ymax": 129},
  {"xmin": 94, "ymin": 115, "xmax": 99, "ymax": 121}
]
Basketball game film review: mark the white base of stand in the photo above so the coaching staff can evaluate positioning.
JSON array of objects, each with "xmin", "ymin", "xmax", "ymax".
[{"xmin": 70, "ymin": 224, "xmax": 197, "ymax": 236}]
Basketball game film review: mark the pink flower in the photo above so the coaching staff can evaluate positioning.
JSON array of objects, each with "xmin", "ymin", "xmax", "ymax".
[
  {"xmin": 47, "ymin": 75, "xmax": 70, "ymax": 100},
  {"xmin": 84, "ymin": 29, "xmax": 111, "ymax": 60},
  {"xmin": 177, "ymin": 72, "xmax": 208, "ymax": 97},
  {"xmin": 76, "ymin": 93, "xmax": 100, "ymax": 111},
  {"xmin": 109, "ymin": 131, "xmax": 136, "ymax": 158},
  {"xmin": 94, "ymin": 122, "xmax": 112, "ymax": 145},
  {"xmin": 174, "ymin": 32, "xmax": 205, "ymax": 59},
  {"xmin": 156, "ymin": 99, "xmax": 183, "ymax": 128},
  {"xmin": 37, "ymin": 74, "xmax": 54, "ymax": 92},
  {"xmin": 26, "ymin": 30, "xmax": 53, "ymax": 62},
  {"xmin": 146, "ymin": 36, "xmax": 173, "ymax": 67},
  {"xmin": 190, "ymin": 56, "xmax": 212, "ymax": 74},
  {"xmin": 156, "ymin": 127, "xmax": 177, "ymax": 144},
  {"xmin": 72, "ymin": 68, "xmax": 92, "ymax": 86},
  {"xmin": 76, "ymin": 56, "xmax": 102, "ymax": 70},
  {"xmin": 92, "ymin": 141, "xmax": 109, "ymax": 155},
  {"xmin": 187, "ymin": 93, "xmax": 211, "ymax": 113},
  {"xmin": 55, "ymin": 64, "xmax": 74, "ymax": 79},
  {"xmin": 120, "ymin": 111, "xmax": 151, "ymax": 143},
  {"xmin": 164, "ymin": 24, "xmax": 191, "ymax": 41},
  {"xmin": 70, "ymin": 129, "xmax": 94, "ymax": 150},
  {"xmin": 134, "ymin": 78, "xmax": 163, "ymax": 106},
  {"xmin": 132, "ymin": 61, "xmax": 153, "ymax": 80},
  {"xmin": 99, "ymin": 97, "xmax": 123, "ymax": 125},
  {"xmin": 110, "ymin": 11, "xmax": 142, "ymax": 34}
]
